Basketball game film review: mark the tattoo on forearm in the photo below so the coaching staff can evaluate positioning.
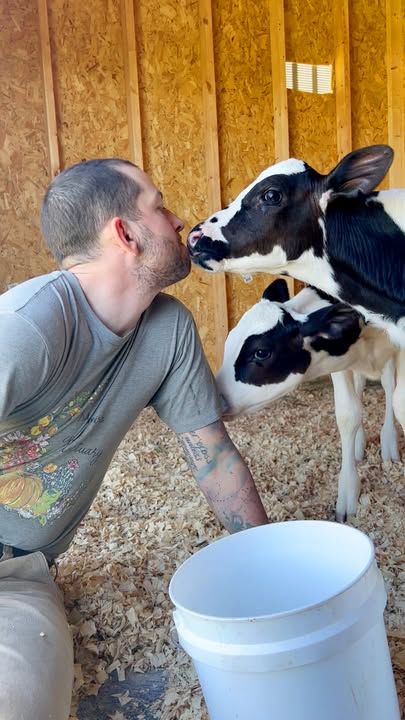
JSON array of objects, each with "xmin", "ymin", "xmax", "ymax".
[
  {"xmin": 223, "ymin": 512, "xmax": 255, "ymax": 533},
  {"xmin": 179, "ymin": 431, "xmax": 229, "ymax": 481},
  {"xmin": 179, "ymin": 424, "xmax": 267, "ymax": 531},
  {"xmin": 202, "ymin": 463, "xmax": 254, "ymax": 504},
  {"xmin": 179, "ymin": 431, "xmax": 211, "ymax": 470}
]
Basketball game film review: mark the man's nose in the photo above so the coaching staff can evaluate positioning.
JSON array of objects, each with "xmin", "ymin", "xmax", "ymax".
[
  {"xmin": 172, "ymin": 213, "xmax": 184, "ymax": 233},
  {"xmin": 188, "ymin": 227, "xmax": 203, "ymax": 247}
]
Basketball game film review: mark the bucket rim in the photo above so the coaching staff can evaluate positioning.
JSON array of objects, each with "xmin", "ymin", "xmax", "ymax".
[{"xmin": 169, "ymin": 520, "xmax": 376, "ymax": 623}]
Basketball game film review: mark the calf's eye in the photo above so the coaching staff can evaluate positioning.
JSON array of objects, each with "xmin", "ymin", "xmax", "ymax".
[
  {"xmin": 263, "ymin": 189, "xmax": 282, "ymax": 205},
  {"xmin": 254, "ymin": 349, "xmax": 271, "ymax": 361}
]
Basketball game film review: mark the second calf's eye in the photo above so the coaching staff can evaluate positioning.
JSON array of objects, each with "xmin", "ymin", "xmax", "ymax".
[{"xmin": 254, "ymin": 349, "xmax": 271, "ymax": 361}]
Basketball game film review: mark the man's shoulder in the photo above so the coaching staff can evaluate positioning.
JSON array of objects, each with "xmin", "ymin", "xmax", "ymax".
[
  {"xmin": 0, "ymin": 271, "xmax": 73, "ymax": 347},
  {"xmin": 148, "ymin": 293, "xmax": 193, "ymax": 325},
  {"xmin": 0, "ymin": 271, "xmax": 63, "ymax": 314}
]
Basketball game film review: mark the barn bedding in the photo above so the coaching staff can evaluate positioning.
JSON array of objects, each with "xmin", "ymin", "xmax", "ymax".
[{"xmin": 61, "ymin": 380, "xmax": 404, "ymax": 720}]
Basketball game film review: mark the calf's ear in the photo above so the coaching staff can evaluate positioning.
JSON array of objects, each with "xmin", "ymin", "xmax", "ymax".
[
  {"xmin": 301, "ymin": 303, "xmax": 363, "ymax": 342},
  {"xmin": 327, "ymin": 145, "xmax": 393, "ymax": 199},
  {"xmin": 262, "ymin": 278, "xmax": 290, "ymax": 303}
]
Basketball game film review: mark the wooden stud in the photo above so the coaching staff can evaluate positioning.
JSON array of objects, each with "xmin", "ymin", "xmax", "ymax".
[
  {"xmin": 120, "ymin": 0, "xmax": 144, "ymax": 168},
  {"xmin": 37, "ymin": 0, "xmax": 60, "ymax": 177},
  {"xmin": 198, "ymin": 0, "xmax": 228, "ymax": 370},
  {"xmin": 386, "ymin": 0, "xmax": 405, "ymax": 185},
  {"xmin": 334, "ymin": 0, "xmax": 352, "ymax": 159},
  {"xmin": 269, "ymin": 0, "xmax": 295, "ymax": 298},
  {"xmin": 269, "ymin": 0, "xmax": 289, "ymax": 163}
]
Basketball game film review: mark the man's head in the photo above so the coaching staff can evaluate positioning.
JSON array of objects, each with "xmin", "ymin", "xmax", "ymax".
[
  {"xmin": 41, "ymin": 158, "xmax": 141, "ymax": 264},
  {"xmin": 40, "ymin": 158, "xmax": 190, "ymax": 290}
]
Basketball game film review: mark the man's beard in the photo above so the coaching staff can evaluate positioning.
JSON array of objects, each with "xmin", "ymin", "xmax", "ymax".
[{"xmin": 136, "ymin": 224, "xmax": 191, "ymax": 290}]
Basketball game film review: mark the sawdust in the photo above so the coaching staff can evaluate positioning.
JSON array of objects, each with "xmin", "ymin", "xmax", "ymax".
[{"xmin": 58, "ymin": 380, "xmax": 404, "ymax": 719}]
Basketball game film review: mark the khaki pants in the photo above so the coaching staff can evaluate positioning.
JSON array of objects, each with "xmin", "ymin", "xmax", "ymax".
[{"xmin": 0, "ymin": 552, "xmax": 74, "ymax": 720}]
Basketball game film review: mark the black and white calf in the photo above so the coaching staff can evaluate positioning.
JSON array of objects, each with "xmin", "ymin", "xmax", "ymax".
[
  {"xmin": 216, "ymin": 279, "xmax": 405, "ymax": 521},
  {"xmin": 188, "ymin": 145, "xmax": 405, "ymax": 347}
]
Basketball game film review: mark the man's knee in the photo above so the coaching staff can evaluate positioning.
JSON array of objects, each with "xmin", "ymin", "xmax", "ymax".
[
  {"xmin": 0, "ymin": 679, "xmax": 73, "ymax": 720},
  {"xmin": 0, "ymin": 553, "xmax": 74, "ymax": 720}
]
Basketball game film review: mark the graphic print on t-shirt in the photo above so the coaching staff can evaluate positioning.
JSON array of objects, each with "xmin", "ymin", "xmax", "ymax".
[{"xmin": 0, "ymin": 384, "xmax": 106, "ymax": 526}]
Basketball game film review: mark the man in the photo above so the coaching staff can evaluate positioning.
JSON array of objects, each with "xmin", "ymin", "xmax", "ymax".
[{"xmin": 0, "ymin": 158, "xmax": 269, "ymax": 719}]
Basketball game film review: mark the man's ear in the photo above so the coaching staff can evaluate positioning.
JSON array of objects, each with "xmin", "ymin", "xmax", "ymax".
[
  {"xmin": 301, "ymin": 303, "xmax": 363, "ymax": 352},
  {"xmin": 326, "ymin": 145, "xmax": 393, "ymax": 200},
  {"xmin": 262, "ymin": 278, "xmax": 290, "ymax": 303},
  {"xmin": 113, "ymin": 218, "xmax": 141, "ymax": 255}
]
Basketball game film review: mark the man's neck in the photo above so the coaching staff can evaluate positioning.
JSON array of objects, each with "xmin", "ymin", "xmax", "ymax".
[{"xmin": 68, "ymin": 263, "xmax": 158, "ymax": 336}]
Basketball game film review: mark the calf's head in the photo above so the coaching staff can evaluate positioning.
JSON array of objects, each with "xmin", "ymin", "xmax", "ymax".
[
  {"xmin": 217, "ymin": 280, "xmax": 362, "ymax": 417},
  {"xmin": 188, "ymin": 145, "xmax": 393, "ymax": 275}
]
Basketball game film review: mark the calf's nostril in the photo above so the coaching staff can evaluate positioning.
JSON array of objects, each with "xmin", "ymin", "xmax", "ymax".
[{"xmin": 188, "ymin": 229, "xmax": 203, "ymax": 247}]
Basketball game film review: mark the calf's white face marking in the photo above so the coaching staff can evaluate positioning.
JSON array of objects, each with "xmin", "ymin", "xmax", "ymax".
[
  {"xmin": 220, "ymin": 246, "xmax": 341, "ymax": 299},
  {"xmin": 221, "ymin": 299, "xmax": 285, "ymax": 363},
  {"xmin": 201, "ymin": 158, "xmax": 307, "ymax": 246},
  {"xmin": 216, "ymin": 299, "xmax": 306, "ymax": 416},
  {"xmin": 221, "ymin": 246, "xmax": 289, "ymax": 275}
]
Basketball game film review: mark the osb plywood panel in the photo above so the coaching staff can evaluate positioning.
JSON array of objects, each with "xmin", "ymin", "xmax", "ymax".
[
  {"xmin": 213, "ymin": 0, "xmax": 279, "ymax": 328},
  {"xmin": 228, "ymin": 274, "xmax": 283, "ymax": 330},
  {"xmin": 350, "ymin": 0, "xmax": 389, "ymax": 188},
  {"xmin": 48, "ymin": 0, "xmax": 129, "ymax": 167},
  {"xmin": 135, "ymin": 0, "xmax": 220, "ymax": 365},
  {"xmin": 214, "ymin": 0, "xmax": 274, "ymax": 203},
  {"xmin": 285, "ymin": 0, "xmax": 337, "ymax": 174},
  {"xmin": 0, "ymin": 0, "xmax": 54, "ymax": 291}
]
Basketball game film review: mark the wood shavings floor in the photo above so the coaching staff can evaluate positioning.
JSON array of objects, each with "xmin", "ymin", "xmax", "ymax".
[{"xmin": 57, "ymin": 380, "xmax": 404, "ymax": 720}]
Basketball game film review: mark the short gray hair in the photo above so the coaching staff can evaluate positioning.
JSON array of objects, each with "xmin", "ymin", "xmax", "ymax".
[{"xmin": 40, "ymin": 158, "xmax": 142, "ymax": 264}]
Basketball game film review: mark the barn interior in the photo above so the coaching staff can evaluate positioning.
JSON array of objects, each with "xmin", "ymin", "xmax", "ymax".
[{"xmin": 1, "ymin": 0, "xmax": 404, "ymax": 718}]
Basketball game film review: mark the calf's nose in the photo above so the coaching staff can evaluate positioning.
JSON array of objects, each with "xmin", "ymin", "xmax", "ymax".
[{"xmin": 187, "ymin": 227, "xmax": 203, "ymax": 248}]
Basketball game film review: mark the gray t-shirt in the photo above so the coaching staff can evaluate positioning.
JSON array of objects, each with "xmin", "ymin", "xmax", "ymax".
[{"xmin": 0, "ymin": 271, "xmax": 221, "ymax": 559}]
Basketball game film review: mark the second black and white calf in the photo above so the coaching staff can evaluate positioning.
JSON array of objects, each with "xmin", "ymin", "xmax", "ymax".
[
  {"xmin": 216, "ymin": 279, "xmax": 405, "ymax": 520},
  {"xmin": 188, "ymin": 145, "xmax": 405, "ymax": 346}
]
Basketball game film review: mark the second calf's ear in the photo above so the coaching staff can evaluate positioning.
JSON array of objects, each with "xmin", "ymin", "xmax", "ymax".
[
  {"xmin": 262, "ymin": 278, "xmax": 290, "ymax": 304},
  {"xmin": 301, "ymin": 303, "xmax": 363, "ymax": 342}
]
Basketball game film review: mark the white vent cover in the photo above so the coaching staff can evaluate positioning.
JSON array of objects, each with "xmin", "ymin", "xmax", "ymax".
[{"xmin": 285, "ymin": 62, "xmax": 333, "ymax": 94}]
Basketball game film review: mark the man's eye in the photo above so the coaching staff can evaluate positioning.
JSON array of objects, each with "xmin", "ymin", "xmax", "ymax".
[
  {"xmin": 254, "ymin": 349, "xmax": 271, "ymax": 361},
  {"xmin": 262, "ymin": 189, "xmax": 282, "ymax": 205}
]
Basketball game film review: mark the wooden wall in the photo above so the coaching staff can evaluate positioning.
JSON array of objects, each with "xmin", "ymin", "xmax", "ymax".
[
  {"xmin": 1, "ymin": 0, "xmax": 404, "ymax": 369},
  {"xmin": 0, "ymin": 1, "xmax": 52, "ymax": 287}
]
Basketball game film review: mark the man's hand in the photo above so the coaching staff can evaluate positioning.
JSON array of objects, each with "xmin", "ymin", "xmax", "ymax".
[{"xmin": 178, "ymin": 419, "xmax": 269, "ymax": 533}]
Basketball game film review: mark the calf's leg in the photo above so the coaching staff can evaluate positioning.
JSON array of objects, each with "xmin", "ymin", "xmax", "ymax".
[
  {"xmin": 380, "ymin": 357, "xmax": 400, "ymax": 462},
  {"xmin": 331, "ymin": 370, "xmax": 362, "ymax": 522},
  {"xmin": 353, "ymin": 372, "xmax": 366, "ymax": 461},
  {"xmin": 393, "ymin": 350, "xmax": 405, "ymax": 453}
]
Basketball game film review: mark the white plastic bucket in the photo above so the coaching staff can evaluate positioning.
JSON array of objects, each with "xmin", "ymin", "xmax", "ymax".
[{"xmin": 169, "ymin": 520, "xmax": 400, "ymax": 720}]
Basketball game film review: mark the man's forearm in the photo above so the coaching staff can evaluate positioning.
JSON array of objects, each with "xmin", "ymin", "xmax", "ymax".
[
  {"xmin": 199, "ymin": 454, "xmax": 269, "ymax": 532},
  {"xmin": 179, "ymin": 421, "xmax": 269, "ymax": 533}
]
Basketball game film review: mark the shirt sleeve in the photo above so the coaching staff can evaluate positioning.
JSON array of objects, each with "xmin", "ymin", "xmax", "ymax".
[
  {"xmin": 0, "ymin": 313, "xmax": 51, "ymax": 420},
  {"xmin": 149, "ymin": 313, "xmax": 222, "ymax": 434}
]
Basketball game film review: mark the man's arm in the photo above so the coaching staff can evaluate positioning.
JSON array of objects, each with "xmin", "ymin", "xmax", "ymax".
[
  {"xmin": 0, "ymin": 314, "xmax": 50, "ymax": 420},
  {"xmin": 178, "ymin": 419, "xmax": 269, "ymax": 533}
]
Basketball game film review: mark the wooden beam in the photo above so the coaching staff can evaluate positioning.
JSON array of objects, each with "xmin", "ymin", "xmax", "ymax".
[
  {"xmin": 37, "ymin": 0, "xmax": 60, "ymax": 177},
  {"xmin": 269, "ymin": 0, "xmax": 289, "ymax": 163},
  {"xmin": 198, "ymin": 0, "xmax": 228, "ymax": 370},
  {"xmin": 334, "ymin": 0, "xmax": 352, "ymax": 159},
  {"xmin": 120, "ymin": 0, "xmax": 144, "ymax": 168},
  {"xmin": 269, "ymin": 0, "xmax": 295, "ymax": 298},
  {"xmin": 386, "ymin": 0, "xmax": 405, "ymax": 185}
]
